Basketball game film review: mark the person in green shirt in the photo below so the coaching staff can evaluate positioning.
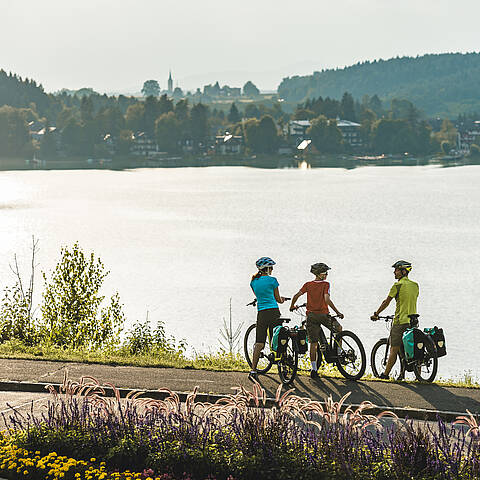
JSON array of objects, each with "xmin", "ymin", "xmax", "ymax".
[{"xmin": 371, "ymin": 260, "xmax": 419, "ymax": 379}]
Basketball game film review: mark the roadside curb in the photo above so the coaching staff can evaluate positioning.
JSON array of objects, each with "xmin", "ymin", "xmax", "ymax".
[{"xmin": 0, "ymin": 381, "xmax": 464, "ymax": 422}]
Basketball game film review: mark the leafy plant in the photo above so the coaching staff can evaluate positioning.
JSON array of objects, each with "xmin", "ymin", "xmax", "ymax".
[{"xmin": 40, "ymin": 242, "xmax": 124, "ymax": 348}]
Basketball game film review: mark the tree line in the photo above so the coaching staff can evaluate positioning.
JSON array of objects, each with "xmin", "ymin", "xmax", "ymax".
[
  {"xmin": 278, "ymin": 52, "xmax": 480, "ymax": 117},
  {"xmin": 0, "ymin": 68, "xmax": 475, "ymax": 158}
]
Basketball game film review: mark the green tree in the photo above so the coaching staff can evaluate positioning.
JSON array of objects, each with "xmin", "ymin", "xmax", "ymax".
[
  {"xmin": 0, "ymin": 106, "xmax": 33, "ymax": 157},
  {"xmin": 40, "ymin": 243, "xmax": 124, "ymax": 349},
  {"xmin": 243, "ymin": 81, "xmax": 260, "ymax": 96},
  {"xmin": 190, "ymin": 103, "xmax": 209, "ymax": 149},
  {"xmin": 158, "ymin": 94, "xmax": 174, "ymax": 115},
  {"xmin": 340, "ymin": 92, "xmax": 356, "ymax": 121},
  {"xmin": 245, "ymin": 104, "xmax": 261, "ymax": 119},
  {"xmin": 434, "ymin": 119, "xmax": 457, "ymax": 147},
  {"xmin": 228, "ymin": 103, "xmax": 241, "ymax": 123},
  {"xmin": 372, "ymin": 118, "xmax": 416, "ymax": 154},
  {"xmin": 125, "ymin": 103, "xmax": 145, "ymax": 132},
  {"xmin": 174, "ymin": 99, "xmax": 189, "ymax": 122},
  {"xmin": 293, "ymin": 108, "xmax": 316, "ymax": 120},
  {"xmin": 244, "ymin": 115, "xmax": 279, "ymax": 153},
  {"xmin": 143, "ymin": 96, "xmax": 161, "ymax": 137},
  {"xmin": 39, "ymin": 126, "xmax": 57, "ymax": 158},
  {"xmin": 97, "ymin": 107, "xmax": 125, "ymax": 136},
  {"xmin": 155, "ymin": 112, "xmax": 180, "ymax": 152},
  {"xmin": 61, "ymin": 117, "xmax": 86, "ymax": 155},
  {"xmin": 80, "ymin": 96, "xmax": 94, "ymax": 123},
  {"xmin": 116, "ymin": 129, "xmax": 134, "ymax": 155},
  {"xmin": 307, "ymin": 116, "xmax": 343, "ymax": 153},
  {"xmin": 141, "ymin": 80, "xmax": 160, "ymax": 97}
]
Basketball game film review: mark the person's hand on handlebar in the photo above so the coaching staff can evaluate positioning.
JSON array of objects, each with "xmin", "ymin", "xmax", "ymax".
[
  {"xmin": 370, "ymin": 312, "xmax": 379, "ymax": 321},
  {"xmin": 337, "ymin": 312, "xmax": 344, "ymax": 320},
  {"xmin": 289, "ymin": 304, "xmax": 298, "ymax": 312}
]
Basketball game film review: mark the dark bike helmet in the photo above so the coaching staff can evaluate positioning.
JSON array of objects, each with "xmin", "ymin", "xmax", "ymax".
[
  {"xmin": 255, "ymin": 257, "xmax": 276, "ymax": 270},
  {"xmin": 310, "ymin": 262, "xmax": 331, "ymax": 275},
  {"xmin": 392, "ymin": 260, "xmax": 412, "ymax": 272}
]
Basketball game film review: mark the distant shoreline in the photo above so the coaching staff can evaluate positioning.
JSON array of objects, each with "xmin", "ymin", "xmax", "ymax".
[{"xmin": 0, "ymin": 154, "xmax": 476, "ymax": 172}]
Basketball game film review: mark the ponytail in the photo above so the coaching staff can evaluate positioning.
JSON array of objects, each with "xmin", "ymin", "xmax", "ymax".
[
  {"xmin": 251, "ymin": 271, "xmax": 262, "ymax": 281},
  {"xmin": 251, "ymin": 266, "xmax": 271, "ymax": 281}
]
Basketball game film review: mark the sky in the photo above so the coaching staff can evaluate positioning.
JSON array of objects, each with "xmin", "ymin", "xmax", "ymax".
[{"xmin": 1, "ymin": 0, "xmax": 479, "ymax": 94}]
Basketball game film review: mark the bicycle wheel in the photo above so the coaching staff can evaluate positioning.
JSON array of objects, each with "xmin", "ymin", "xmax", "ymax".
[
  {"xmin": 334, "ymin": 331, "xmax": 366, "ymax": 380},
  {"xmin": 371, "ymin": 338, "xmax": 405, "ymax": 381},
  {"xmin": 413, "ymin": 335, "xmax": 438, "ymax": 382},
  {"xmin": 277, "ymin": 336, "xmax": 298, "ymax": 384},
  {"xmin": 243, "ymin": 324, "xmax": 273, "ymax": 374}
]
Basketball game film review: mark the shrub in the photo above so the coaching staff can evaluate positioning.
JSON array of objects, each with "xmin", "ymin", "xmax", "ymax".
[{"xmin": 40, "ymin": 243, "xmax": 124, "ymax": 348}]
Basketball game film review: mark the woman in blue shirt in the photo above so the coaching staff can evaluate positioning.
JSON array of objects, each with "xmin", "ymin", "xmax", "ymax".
[{"xmin": 249, "ymin": 256, "xmax": 286, "ymax": 381}]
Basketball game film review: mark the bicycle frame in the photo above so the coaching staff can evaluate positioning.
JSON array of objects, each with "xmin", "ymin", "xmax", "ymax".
[{"xmin": 294, "ymin": 306, "xmax": 341, "ymax": 363}]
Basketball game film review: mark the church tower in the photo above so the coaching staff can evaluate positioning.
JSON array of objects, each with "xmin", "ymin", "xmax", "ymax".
[{"xmin": 168, "ymin": 70, "xmax": 173, "ymax": 94}]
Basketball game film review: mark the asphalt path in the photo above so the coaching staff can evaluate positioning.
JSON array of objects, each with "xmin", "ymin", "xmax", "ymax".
[{"xmin": 0, "ymin": 358, "xmax": 479, "ymax": 420}]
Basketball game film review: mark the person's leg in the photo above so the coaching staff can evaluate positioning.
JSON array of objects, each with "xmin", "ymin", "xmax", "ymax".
[
  {"xmin": 306, "ymin": 313, "xmax": 321, "ymax": 377},
  {"xmin": 309, "ymin": 341, "xmax": 318, "ymax": 367},
  {"xmin": 249, "ymin": 308, "xmax": 279, "ymax": 381},
  {"xmin": 382, "ymin": 324, "xmax": 407, "ymax": 378},
  {"xmin": 384, "ymin": 345, "xmax": 400, "ymax": 376},
  {"xmin": 252, "ymin": 342, "xmax": 265, "ymax": 371}
]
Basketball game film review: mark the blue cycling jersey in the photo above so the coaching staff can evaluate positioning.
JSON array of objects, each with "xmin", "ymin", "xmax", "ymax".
[{"xmin": 250, "ymin": 275, "xmax": 279, "ymax": 311}]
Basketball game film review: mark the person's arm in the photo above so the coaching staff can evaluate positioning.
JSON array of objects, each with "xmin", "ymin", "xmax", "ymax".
[
  {"xmin": 325, "ymin": 293, "xmax": 344, "ymax": 319},
  {"xmin": 371, "ymin": 296, "xmax": 393, "ymax": 319},
  {"xmin": 289, "ymin": 290, "xmax": 304, "ymax": 311},
  {"xmin": 274, "ymin": 287, "xmax": 285, "ymax": 304}
]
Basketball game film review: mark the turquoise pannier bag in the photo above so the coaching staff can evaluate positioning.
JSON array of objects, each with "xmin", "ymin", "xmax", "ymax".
[
  {"xmin": 402, "ymin": 328, "xmax": 428, "ymax": 361},
  {"xmin": 272, "ymin": 325, "xmax": 289, "ymax": 354}
]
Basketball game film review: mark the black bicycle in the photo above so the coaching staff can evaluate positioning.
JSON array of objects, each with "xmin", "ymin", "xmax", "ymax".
[
  {"xmin": 293, "ymin": 304, "xmax": 367, "ymax": 380},
  {"xmin": 370, "ymin": 315, "xmax": 438, "ymax": 382},
  {"xmin": 244, "ymin": 298, "xmax": 304, "ymax": 385}
]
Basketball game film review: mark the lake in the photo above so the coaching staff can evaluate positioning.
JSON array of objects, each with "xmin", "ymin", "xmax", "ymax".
[{"xmin": 0, "ymin": 164, "xmax": 478, "ymax": 380}]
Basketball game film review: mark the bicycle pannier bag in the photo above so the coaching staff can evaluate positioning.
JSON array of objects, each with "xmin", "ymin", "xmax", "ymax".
[
  {"xmin": 424, "ymin": 326, "xmax": 446, "ymax": 357},
  {"xmin": 272, "ymin": 325, "xmax": 289, "ymax": 355},
  {"xmin": 296, "ymin": 328, "xmax": 308, "ymax": 354},
  {"xmin": 403, "ymin": 328, "xmax": 427, "ymax": 361}
]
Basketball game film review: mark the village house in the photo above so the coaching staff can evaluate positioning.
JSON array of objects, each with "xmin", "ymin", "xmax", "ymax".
[
  {"xmin": 215, "ymin": 133, "xmax": 243, "ymax": 154},
  {"xmin": 285, "ymin": 118, "xmax": 362, "ymax": 148},
  {"xmin": 131, "ymin": 132, "xmax": 159, "ymax": 156},
  {"xmin": 457, "ymin": 121, "xmax": 480, "ymax": 153}
]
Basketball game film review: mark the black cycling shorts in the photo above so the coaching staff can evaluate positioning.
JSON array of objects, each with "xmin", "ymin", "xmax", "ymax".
[{"xmin": 256, "ymin": 308, "xmax": 281, "ymax": 344}]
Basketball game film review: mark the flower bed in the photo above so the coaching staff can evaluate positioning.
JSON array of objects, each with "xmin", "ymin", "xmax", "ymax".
[{"xmin": 1, "ymin": 375, "xmax": 479, "ymax": 479}]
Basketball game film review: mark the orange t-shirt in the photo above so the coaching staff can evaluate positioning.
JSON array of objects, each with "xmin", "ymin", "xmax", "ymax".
[{"xmin": 299, "ymin": 280, "xmax": 330, "ymax": 314}]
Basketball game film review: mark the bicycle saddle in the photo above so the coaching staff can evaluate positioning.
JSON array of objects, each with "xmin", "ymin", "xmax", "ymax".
[{"xmin": 408, "ymin": 314, "xmax": 420, "ymax": 327}]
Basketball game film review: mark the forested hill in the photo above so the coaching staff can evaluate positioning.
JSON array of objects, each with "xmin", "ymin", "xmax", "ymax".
[
  {"xmin": 277, "ymin": 53, "xmax": 480, "ymax": 117},
  {"xmin": 0, "ymin": 70, "xmax": 51, "ymax": 114}
]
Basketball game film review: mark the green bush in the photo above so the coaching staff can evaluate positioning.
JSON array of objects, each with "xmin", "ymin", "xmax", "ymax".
[{"xmin": 40, "ymin": 243, "xmax": 124, "ymax": 348}]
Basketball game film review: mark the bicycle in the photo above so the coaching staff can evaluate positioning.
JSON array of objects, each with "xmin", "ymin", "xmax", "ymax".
[
  {"xmin": 243, "ymin": 298, "xmax": 303, "ymax": 385},
  {"xmin": 370, "ymin": 314, "xmax": 438, "ymax": 382},
  {"xmin": 292, "ymin": 304, "xmax": 367, "ymax": 380}
]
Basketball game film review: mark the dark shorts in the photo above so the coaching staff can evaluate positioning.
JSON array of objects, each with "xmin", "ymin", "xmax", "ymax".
[
  {"xmin": 306, "ymin": 312, "xmax": 341, "ymax": 343},
  {"xmin": 256, "ymin": 308, "xmax": 281, "ymax": 344},
  {"xmin": 390, "ymin": 323, "xmax": 409, "ymax": 347}
]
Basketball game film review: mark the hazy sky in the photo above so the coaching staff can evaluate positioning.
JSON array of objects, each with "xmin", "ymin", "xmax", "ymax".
[{"xmin": 1, "ymin": 0, "xmax": 479, "ymax": 94}]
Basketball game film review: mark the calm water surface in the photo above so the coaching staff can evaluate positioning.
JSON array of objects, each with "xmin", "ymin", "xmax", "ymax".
[{"xmin": 0, "ymin": 165, "xmax": 478, "ymax": 380}]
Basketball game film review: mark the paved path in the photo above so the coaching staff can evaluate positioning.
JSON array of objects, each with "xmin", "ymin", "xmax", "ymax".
[{"xmin": 0, "ymin": 358, "xmax": 479, "ymax": 418}]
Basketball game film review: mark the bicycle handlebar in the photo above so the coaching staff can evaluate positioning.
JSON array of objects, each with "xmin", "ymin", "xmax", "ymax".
[
  {"xmin": 371, "ymin": 315, "xmax": 394, "ymax": 322},
  {"xmin": 246, "ymin": 297, "xmax": 291, "ymax": 307}
]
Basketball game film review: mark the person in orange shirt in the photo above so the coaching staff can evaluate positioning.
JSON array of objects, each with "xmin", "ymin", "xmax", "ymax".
[{"xmin": 290, "ymin": 263, "xmax": 344, "ymax": 379}]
